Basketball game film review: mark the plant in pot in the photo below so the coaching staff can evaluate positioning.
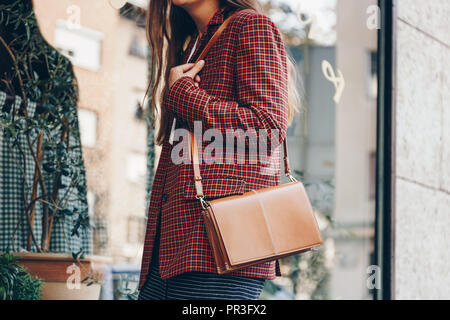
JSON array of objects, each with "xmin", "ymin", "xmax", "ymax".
[
  {"xmin": 0, "ymin": 0, "xmax": 107, "ymax": 300},
  {"xmin": 0, "ymin": 250, "xmax": 43, "ymax": 300}
]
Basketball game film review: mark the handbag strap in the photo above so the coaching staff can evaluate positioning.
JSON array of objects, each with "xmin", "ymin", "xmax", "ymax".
[{"xmin": 187, "ymin": 9, "xmax": 296, "ymax": 206}]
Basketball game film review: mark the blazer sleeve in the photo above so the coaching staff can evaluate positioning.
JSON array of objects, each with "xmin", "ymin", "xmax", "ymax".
[{"xmin": 164, "ymin": 14, "xmax": 289, "ymax": 145}]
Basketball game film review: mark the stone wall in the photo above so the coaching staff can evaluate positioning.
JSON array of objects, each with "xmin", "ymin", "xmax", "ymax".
[{"xmin": 395, "ymin": 0, "xmax": 450, "ymax": 299}]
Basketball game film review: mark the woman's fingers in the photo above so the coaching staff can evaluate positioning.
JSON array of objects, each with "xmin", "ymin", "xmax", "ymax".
[
  {"xmin": 169, "ymin": 61, "xmax": 204, "ymax": 88},
  {"xmin": 194, "ymin": 75, "xmax": 200, "ymax": 87},
  {"xmin": 178, "ymin": 63, "xmax": 195, "ymax": 72},
  {"xmin": 185, "ymin": 60, "xmax": 205, "ymax": 78}
]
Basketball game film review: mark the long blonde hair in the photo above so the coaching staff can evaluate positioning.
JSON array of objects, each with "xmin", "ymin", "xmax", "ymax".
[{"xmin": 145, "ymin": 0, "xmax": 301, "ymax": 145}]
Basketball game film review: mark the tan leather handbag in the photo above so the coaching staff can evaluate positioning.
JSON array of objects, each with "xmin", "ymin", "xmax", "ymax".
[{"xmin": 188, "ymin": 9, "xmax": 323, "ymax": 274}]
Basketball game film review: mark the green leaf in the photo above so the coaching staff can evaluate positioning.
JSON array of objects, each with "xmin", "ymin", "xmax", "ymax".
[
  {"xmin": 71, "ymin": 252, "xmax": 79, "ymax": 260},
  {"xmin": 43, "ymin": 163, "xmax": 56, "ymax": 173},
  {"xmin": 60, "ymin": 208, "xmax": 73, "ymax": 216}
]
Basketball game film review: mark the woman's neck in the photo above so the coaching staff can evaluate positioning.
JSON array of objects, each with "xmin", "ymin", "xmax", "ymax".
[{"xmin": 183, "ymin": 1, "xmax": 221, "ymax": 36}]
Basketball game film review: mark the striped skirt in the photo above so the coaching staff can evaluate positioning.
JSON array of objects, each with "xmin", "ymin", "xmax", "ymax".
[{"xmin": 138, "ymin": 220, "xmax": 266, "ymax": 300}]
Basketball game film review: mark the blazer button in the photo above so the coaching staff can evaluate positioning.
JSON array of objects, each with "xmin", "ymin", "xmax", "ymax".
[{"xmin": 162, "ymin": 193, "xmax": 168, "ymax": 203}]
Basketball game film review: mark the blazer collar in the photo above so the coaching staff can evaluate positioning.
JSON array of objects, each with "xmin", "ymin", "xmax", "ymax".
[{"xmin": 202, "ymin": 6, "xmax": 232, "ymax": 34}]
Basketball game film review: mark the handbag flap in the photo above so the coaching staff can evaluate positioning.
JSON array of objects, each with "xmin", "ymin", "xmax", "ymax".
[{"xmin": 208, "ymin": 182, "xmax": 323, "ymax": 265}]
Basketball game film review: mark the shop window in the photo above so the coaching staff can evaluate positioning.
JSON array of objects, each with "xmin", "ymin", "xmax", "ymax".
[{"xmin": 262, "ymin": 0, "xmax": 380, "ymax": 300}]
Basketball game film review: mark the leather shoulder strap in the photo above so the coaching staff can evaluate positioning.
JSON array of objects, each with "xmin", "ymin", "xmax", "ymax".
[{"xmin": 189, "ymin": 9, "xmax": 294, "ymax": 199}]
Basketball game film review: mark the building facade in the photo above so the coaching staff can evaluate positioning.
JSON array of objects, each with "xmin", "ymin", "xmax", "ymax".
[
  {"xmin": 33, "ymin": 0, "xmax": 149, "ymax": 265},
  {"xmin": 393, "ymin": 0, "xmax": 450, "ymax": 299}
]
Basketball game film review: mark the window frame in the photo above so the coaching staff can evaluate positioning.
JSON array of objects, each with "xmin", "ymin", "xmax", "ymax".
[{"xmin": 374, "ymin": 0, "xmax": 396, "ymax": 301}]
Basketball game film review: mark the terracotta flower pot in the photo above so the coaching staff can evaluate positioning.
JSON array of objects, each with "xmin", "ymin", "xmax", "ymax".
[{"xmin": 12, "ymin": 252, "xmax": 111, "ymax": 300}]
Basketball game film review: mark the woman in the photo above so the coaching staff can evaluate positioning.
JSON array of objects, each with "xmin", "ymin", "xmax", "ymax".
[{"xmin": 138, "ymin": 0, "xmax": 300, "ymax": 300}]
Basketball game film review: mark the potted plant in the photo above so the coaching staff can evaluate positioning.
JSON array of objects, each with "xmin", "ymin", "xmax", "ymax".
[
  {"xmin": 0, "ymin": 250, "xmax": 43, "ymax": 300},
  {"xmin": 0, "ymin": 0, "xmax": 108, "ymax": 299}
]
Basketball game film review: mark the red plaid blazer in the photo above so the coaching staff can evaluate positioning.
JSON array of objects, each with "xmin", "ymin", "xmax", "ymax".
[{"xmin": 138, "ymin": 6, "xmax": 289, "ymax": 290}]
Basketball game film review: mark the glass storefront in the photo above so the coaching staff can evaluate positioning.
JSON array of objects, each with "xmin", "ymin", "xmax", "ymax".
[{"xmin": 260, "ymin": 0, "xmax": 379, "ymax": 300}]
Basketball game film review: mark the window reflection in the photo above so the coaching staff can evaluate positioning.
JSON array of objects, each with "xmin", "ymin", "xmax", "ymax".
[{"xmin": 261, "ymin": 0, "xmax": 378, "ymax": 300}]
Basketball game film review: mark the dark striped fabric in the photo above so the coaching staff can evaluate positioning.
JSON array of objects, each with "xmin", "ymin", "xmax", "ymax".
[
  {"xmin": 138, "ymin": 262, "xmax": 266, "ymax": 300},
  {"xmin": 138, "ymin": 219, "xmax": 266, "ymax": 300}
]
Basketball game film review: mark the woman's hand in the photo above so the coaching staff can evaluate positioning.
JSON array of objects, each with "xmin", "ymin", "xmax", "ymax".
[{"xmin": 169, "ymin": 60, "xmax": 205, "ymax": 88}]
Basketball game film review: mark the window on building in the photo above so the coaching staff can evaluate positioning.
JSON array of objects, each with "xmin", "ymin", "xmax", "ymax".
[
  {"xmin": 120, "ymin": 2, "xmax": 147, "ymax": 28},
  {"xmin": 128, "ymin": 90, "xmax": 147, "ymax": 121},
  {"xmin": 127, "ymin": 216, "xmax": 146, "ymax": 244},
  {"xmin": 78, "ymin": 108, "xmax": 98, "ymax": 148},
  {"xmin": 126, "ymin": 152, "xmax": 147, "ymax": 184},
  {"xmin": 129, "ymin": 34, "xmax": 148, "ymax": 59},
  {"xmin": 54, "ymin": 20, "xmax": 103, "ymax": 71},
  {"xmin": 87, "ymin": 191, "xmax": 96, "ymax": 217}
]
